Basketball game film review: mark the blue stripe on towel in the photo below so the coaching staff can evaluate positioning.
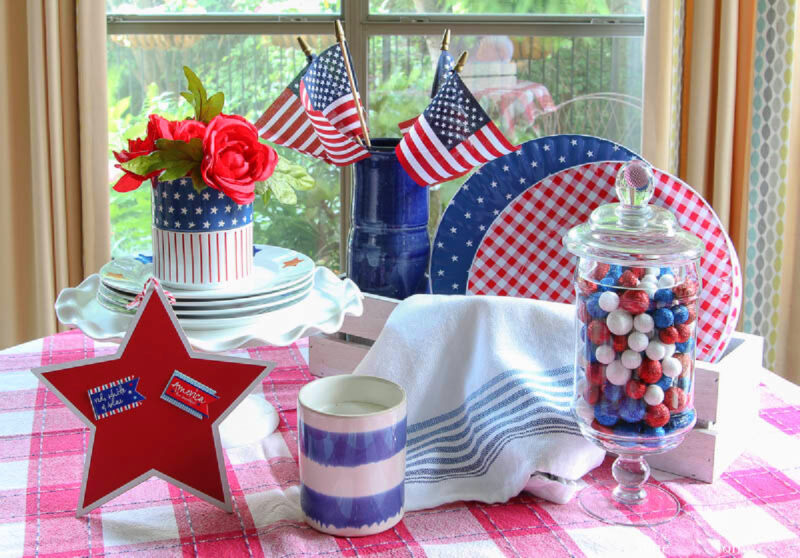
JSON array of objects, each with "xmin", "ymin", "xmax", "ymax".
[
  {"xmin": 299, "ymin": 417, "xmax": 407, "ymax": 467},
  {"xmin": 403, "ymin": 368, "xmax": 582, "ymax": 484},
  {"xmin": 301, "ymin": 482, "xmax": 404, "ymax": 529}
]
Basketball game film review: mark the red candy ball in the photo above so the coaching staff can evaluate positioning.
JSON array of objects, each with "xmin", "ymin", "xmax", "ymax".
[
  {"xmin": 586, "ymin": 363, "xmax": 605, "ymax": 385},
  {"xmin": 620, "ymin": 290, "xmax": 650, "ymax": 314},
  {"xmin": 617, "ymin": 270, "xmax": 640, "ymax": 288},
  {"xmin": 645, "ymin": 404, "xmax": 670, "ymax": 427},
  {"xmin": 612, "ymin": 334, "xmax": 628, "ymax": 352},
  {"xmin": 673, "ymin": 280, "xmax": 699, "ymax": 301},
  {"xmin": 588, "ymin": 320, "xmax": 611, "ymax": 345},
  {"xmin": 630, "ymin": 267, "xmax": 646, "ymax": 279},
  {"xmin": 625, "ymin": 379, "xmax": 646, "ymax": 399},
  {"xmin": 585, "ymin": 384, "xmax": 601, "ymax": 405},
  {"xmin": 676, "ymin": 323, "xmax": 692, "ymax": 343},
  {"xmin": 578, "ymin": 278, "xmax": 598, "ymax": 296},
  {"xmin": 578, "ymin": 302, "xmax": 591, "ymax": 324},
  {"xmin": 592, "ymin": 263, "xmax": 610, "ymax": 280},
  {"xmin": 659, "ymin": 326, "xmax": 679, "ymax": 344},
  {"xmin": 638, "ymin": 359, "xmax": 662, "ymax": 384},
  {"xmin": 592, "ymin": 419, "xmax": 614, "ymax": 434},
  {"xmin": 675, "ymin": 353, "xmax": 692, "ymax": 377},
  {"xmin": 663, "ymin": 387, "xmax": 687, "ymax": 411},
  {"xmin": 685, "ymin": 305, "xmax": 697, "ymax": 324}
]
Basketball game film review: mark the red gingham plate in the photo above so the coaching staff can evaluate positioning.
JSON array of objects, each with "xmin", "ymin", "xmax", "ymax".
[{"xmin": 430, "ymin": 136, "xmax": 742, "ymax": 363}]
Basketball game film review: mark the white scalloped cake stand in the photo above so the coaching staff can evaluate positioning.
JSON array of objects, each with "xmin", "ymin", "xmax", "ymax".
[{"xmin": 55, "ymin": 266, "xmax": 364, "ymax": 448}]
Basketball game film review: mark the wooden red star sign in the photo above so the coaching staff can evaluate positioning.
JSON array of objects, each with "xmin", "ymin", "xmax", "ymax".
[
  {"xmin": 33, "ymin": 284, "xmax": 275, "ymax": 516},
  {"xmin": 282, "ymin": 257, "xmax": 304, "ymax": 268}
]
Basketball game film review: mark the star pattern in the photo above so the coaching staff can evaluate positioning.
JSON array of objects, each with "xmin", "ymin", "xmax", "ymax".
[
  {"xmin": 155, "ymin": 181, "xmax": 253, "ymax": 233},
  {"xmin": 430, "ymin": 136, "xmax": 638, "ymax": 294}
]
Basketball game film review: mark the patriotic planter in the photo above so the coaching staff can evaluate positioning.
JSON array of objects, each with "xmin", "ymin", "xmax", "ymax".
[{"xmin": 151, "ymin": 179, "xmax": 253, "ymax": 290}]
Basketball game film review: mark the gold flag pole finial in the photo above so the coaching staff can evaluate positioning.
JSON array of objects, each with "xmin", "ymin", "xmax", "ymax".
[
  {"xmin": 440, "ymin": 29, "xmax": 451, "ymax": 51},
  {"xmin": 454, "ymin": 51, "xmax": 469, "ymax": 73},
  {"xmin": 296, "ymin": 36, "xmax": 313, "ymax": 61},
  {"xmin": 334, "ymin": 20, "xmax": 371, "ymax": 148}
]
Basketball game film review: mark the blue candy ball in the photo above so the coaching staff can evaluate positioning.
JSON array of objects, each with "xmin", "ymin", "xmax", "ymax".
[
  {"xmin": 666, "ymin": 409, "xmax": 696, "ymax": 432},
  {"xmin": 654, "ymin": 289, "xmax": 675, "ymax": 305},
  {"xmin": 659, "ymin": 267, "xmax": 673, "ymax": 277},
  {"xmin": 619, "ymin": 397, "xmax": 646, "ymax": 423},
  {"xmin": 604, "ymin": 383, "xmax": 624, "ymax": 404},
  {"xmin": 585, "ymin": 342, "xmax": 598, "ymax": 363},
  {"xmin": 580, "ymin": 325, "xmax": 588, "ymax": 342},
  {"xmin": 678, "ymin": 377, "xmax": 691, "ymax": 391},
  {"xmin": 586, "ymin": 293, "xmax": 608, "ymax": 319},
  {"xmin": 672, "ymin": 305, "xmax": 689, "ymax": 324},
  {"xmin": 642, "ymin": 426, "xmax": 666, "ymax": 437},
  {"xmin": 598, "ymin": 277, "xmax": 617, "ymax": 293},
  {"xmin": 614, "ymin": 422, "xmax": 641, "ymax": 437},
  {"xmin": 594, "ymin": 401, "xmax": 619, "ymax": 426},
  {"xmin": 653, "ymin": 308, "xmax": 674, "ymax": 329},
  {"xmin": 675, "ymin": 338, "xmax": 695, "ymax": 353},
  {"xmin": 608, "ymin": 265, "xmax": 623, "ymax": 280},
  {"xmin": 655, "ymin": 375, "xmax": 673, "ymax": 391}
]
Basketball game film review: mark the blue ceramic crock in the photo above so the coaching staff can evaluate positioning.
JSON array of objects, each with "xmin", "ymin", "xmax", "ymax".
[{"xmin": 348, "ymin": 138, "xmax": 430, "ymax": 299}]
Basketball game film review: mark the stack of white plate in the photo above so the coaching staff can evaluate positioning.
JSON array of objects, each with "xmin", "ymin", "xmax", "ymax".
[{"xmin": 97, "ymin": 245, "xmax": 315, "ymax": 330}]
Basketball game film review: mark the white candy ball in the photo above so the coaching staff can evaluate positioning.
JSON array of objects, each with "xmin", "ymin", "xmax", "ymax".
[
  {"xmin": 663, "ymin": 343, "xmax": 677, "ymax": 359},
  {"xmin": 621, "ymin": 349, "xmax": 642, "ymax": 370},
  {"xmin": 598, "ymin": 291, "xmax": 620, "ymax": 312},
  {"xmin": 606, "ymin": 310, "xmax": 633, "ymax": 336},
  {"xmin": 596, "ymin": 345, "xmax": 616, "ymax": 365},
  {"xmin": 642, "ymin": 284, "xmax": 657, "ymax": 299},
  {"xmin": 633, "ymin": 313, "xmax": 654, "ymax": 333},
  {"xmin": 606, "ymin": 360, "xmax": 632, "ymax": 386},
  {"xmin": 644, "ymin": 385, "xmax": 665, "ymax": 406},
  {"xmin": 628, "ymin": 331, "xmax": 649, "ymax": 352},
  {"xmin": 645, "ymin": 267, "xmax": 659, "ymax": 277},
  {"xmin": 645, "ymin": 340, "xmax": 667, "ymax": 361},
  {"xmin": 640, "ymin": 275, "xmax": 658, "ymax": 286},
  {"xmin": 662, "ymin": 356, "xmax": 682, "ymax": 378},
  {"xmin": 658, "ymin": 274, "xmax": 676, "ymax": 289}
]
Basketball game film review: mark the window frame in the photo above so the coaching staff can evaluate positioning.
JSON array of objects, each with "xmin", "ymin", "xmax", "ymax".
[{"xmin": 106, "ymin": 3, "xmax": 645, "ymax": 269}]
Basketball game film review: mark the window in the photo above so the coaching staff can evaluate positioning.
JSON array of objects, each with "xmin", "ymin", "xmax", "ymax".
[{"xmin": 106, "ymin": 1, "xmax": 644, "ymax": 269}]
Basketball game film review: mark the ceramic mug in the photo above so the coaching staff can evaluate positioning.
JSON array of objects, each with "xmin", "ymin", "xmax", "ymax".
[{"xmin": 297, "ymin": 375, "xmax": 407, "ymax": 536}]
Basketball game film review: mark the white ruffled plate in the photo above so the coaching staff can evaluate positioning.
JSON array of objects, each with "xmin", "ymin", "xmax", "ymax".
[{"xmin": 56, "ymin": 267, "xmax": 364, "ymax": 352}]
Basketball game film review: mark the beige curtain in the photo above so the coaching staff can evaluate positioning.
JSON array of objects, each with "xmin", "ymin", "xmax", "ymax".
[{"xmin": 0, "ymin": 0, "xmax": 109, "ymax": 349}]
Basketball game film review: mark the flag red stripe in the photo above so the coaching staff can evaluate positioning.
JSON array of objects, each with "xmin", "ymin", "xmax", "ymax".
[{"xmin": 190, "ymin": 234, "xmax": 195, "ymax": 284}]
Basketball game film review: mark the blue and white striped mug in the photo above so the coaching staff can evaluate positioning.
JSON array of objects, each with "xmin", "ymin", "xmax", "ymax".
[{"xmin": 297, "ymin": 375, "xmax": 406, "ymax": 536}]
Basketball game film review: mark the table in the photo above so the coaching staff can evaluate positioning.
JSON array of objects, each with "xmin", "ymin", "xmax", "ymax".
[{"xmin": 2, "ymin": 330, "xmax": 800, "ymax": 557}]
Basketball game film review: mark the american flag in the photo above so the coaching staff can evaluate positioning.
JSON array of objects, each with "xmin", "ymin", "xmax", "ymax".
[
  {"xmin": 395, "ymin": 72, "xmax": 518, "ymax": 186},
  {"xmin": 398, "ymin": 49, "xmax": 456, "ymax": 136},
  {"xmin": 256, "ymin": 44, "xmax": 369, "ymax": 166},
  {"xmin": 152, "ymin": 179, "xmax": 253, "ymax": 286}
]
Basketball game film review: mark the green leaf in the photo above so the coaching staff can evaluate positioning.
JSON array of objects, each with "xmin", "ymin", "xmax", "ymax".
[
  {"xmin": 201, "ymin": 92, "xmax": 225, "ymax": 122},
  {"xmin": 269, "ymin": 176, "xmax": 298, "ymax": 205},
  {"xmin": 259, "ymin": 185, "xmax": 273, "ymax": 206},
  {"xmin": 183, "ymin": 66, "xmax": 207, "ymax": 121},
  {"xmin": 158, "ymin": 160, "xmax": 197, "ymax": 182},
  {"xmin": 155, "ymin": 138, "xmax": 203, "ymax": 162},
  {"xmin": 121, "ymin": 152, "xmax": 166, "ymax": 176},
  {"xmin": 180, "ymin": 91, "xmax": 195, "ymax": 108},
  {"xmin": 190, "ymin": 167, "xmax": 208, "ymax": 194}
]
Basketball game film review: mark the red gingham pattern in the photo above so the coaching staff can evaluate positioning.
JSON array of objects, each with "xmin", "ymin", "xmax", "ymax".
[
  {"xmin": 467, "ymin": 162, "xmax": 742, "ymax": 363},
  {"xmin": 3, "ymin": 330, "xmax": 798, "ymax": 557}
]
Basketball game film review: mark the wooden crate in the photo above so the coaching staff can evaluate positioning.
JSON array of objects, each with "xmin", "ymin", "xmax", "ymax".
[{"xmin": 309, "ymin": 294, "xmax": 763, "ymax": 483}]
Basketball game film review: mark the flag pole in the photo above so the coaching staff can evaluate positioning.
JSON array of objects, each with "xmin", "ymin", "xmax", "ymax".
[
  {"xmin": 440, "ymin": 29, "xmax": 451, "ymax": 51},
  {"xmin": 454, "ymin": 51, "xmax": 468, "ymax": 73},
  {"xmin": 335, "ymin": 20, "xmax": 371, "ymax": 148},
  {"xmin": 296, "ymin": 36, "xmax": 314, "ymax": 62}
]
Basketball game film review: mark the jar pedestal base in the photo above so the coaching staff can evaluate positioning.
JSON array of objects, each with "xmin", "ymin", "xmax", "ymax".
[{"xmin": 578, "ymin": 482, "xmax": 681, "ymax": 526}]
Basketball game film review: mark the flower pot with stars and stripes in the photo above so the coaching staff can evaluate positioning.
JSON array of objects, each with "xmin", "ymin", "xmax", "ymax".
[{"xmin": 151, "ymin": 178, "xmax": 254, "ymax": 290}]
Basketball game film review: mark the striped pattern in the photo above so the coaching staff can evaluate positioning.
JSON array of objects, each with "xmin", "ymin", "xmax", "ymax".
[
  {"xmin": 88, "ymin": 376, "xmax": 143, "ymax": 420},
  {"xmin": 255, "ymin": 86, "xmax": 326, "ymax": 160},
  {"xmin": 152, "ymin": 225, "xmax": 253, "ymax": 287},
  {"xmin": 405, "ymin": 368, "xmax": 576, "ymax": 484},
  {"xmin": 298, "ymin": 81, "xmax": 370, "ymax": 166}
]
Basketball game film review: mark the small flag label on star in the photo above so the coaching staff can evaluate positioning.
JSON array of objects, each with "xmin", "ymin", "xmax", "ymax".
[
  {"xmin": 88, "ymin": 376, "xmax": 145, "ymax": 420},
  {"xmin": 161, "ymin": 370, "xmax": 219, "ymax": 420}
]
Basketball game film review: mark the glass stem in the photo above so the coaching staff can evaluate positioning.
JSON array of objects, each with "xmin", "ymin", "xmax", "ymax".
[{"xmin": 611, "ymin": 455, "xmax": 650, "ymax": 505}]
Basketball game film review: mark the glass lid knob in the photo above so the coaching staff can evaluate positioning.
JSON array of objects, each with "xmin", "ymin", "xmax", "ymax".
[{"xmin": 616, "ymin": 160, "xmax": 654, "ymax": 208}]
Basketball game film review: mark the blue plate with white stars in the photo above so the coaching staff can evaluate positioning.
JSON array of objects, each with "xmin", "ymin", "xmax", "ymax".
[{"xmin": 429, "ymin": 135, "xmax": 640, "ymax": 298}]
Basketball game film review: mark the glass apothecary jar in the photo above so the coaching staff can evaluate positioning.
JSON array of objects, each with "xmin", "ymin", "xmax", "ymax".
[{"xmin": 562, "ymin": 160, "xmax": 704, "ymax": 526}]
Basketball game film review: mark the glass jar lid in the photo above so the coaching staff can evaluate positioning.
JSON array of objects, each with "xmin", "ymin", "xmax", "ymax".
[{"xmin": 563, "ymin": 161, "xmax": 704, "ymax": 266}]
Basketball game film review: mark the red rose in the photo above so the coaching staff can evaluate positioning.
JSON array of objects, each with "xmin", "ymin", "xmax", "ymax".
[
  {"xmin": 201, "ymin": 114, "xmax": 278, "ymax": 205},
  {"xmin": 171, "ymin": 119, "xmax": 206, "ymax": 142},
  {"xmin": 112, "ymin": 115, "xmax": 172, "ymax": 192}
]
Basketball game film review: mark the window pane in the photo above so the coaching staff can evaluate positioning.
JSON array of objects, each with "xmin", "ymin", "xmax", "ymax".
[
  {"xmin": 107, "ymin": 34, "xmax": 343, "ymax": 271},
  {"xmin": 367, "ymin": 33, "xmax": 643, "ymax": 223},
  {"xmin": 369, "ymin": 0, "xmax": 643, "ymax": 15},
  {"xmin": 107, "ymin": 0, "xmax": 340, "ymax": 15}
]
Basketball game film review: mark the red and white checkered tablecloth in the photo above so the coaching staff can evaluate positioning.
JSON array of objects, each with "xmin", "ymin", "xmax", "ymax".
[{"xmin": 2, "ymin": 330, "xmax": 800, "ymax": 557}]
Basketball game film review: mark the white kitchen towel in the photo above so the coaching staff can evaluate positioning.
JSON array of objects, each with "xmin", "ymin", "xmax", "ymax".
[{"xmin": 353, "ymin": 294, "xmax": 605, "ymax": 510}]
